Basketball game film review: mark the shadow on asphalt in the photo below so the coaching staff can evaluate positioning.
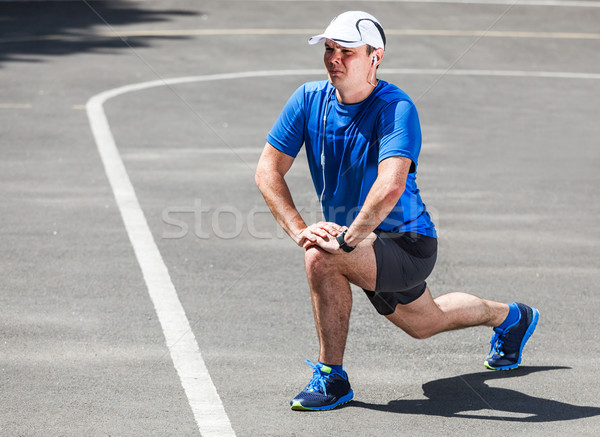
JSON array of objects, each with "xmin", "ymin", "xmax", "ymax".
[
  {"xmin": 0, "ymin": 0, "xmax": 200, "ymax": 65},
  {"xmin": 351, "ymin": 366, "xmax": 600, "ymax": 422}
]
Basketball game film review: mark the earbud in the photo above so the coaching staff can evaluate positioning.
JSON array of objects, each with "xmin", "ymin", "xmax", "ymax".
[{"xmin": 368, "ymin": 56, "xmax": 379, "ymax": 87}]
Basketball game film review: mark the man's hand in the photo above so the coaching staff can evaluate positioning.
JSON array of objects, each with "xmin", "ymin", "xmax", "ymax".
[{"xmin": 298, "ymin": 222, "xmax": 346, "ymax": 253}]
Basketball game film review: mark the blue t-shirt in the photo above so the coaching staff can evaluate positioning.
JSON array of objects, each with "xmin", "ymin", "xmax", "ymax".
[{"xmin": 266, "ymin": 80, "xmax": 436, "ymax": 238}]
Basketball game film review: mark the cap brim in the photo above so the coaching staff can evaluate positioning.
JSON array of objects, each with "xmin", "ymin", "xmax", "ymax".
[
  {"xmin": 308, "ymin": 35, "xmax": 366, "ymax": 48},
  {"xmin": 307, "ymin": 35, "xmax": 326, "ymax": 45}
]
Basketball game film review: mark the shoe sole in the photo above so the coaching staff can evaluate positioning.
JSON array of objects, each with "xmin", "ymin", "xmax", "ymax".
[
  {"xmin": 484, "ymin": 307, "xmax": 539, "ymax": 370},
  {"xmin": 290, "ymin": 390, "xmax": 354, "ymax": 411}
]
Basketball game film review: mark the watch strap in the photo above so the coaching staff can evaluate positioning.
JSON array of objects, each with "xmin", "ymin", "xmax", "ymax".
[{"xmin": 336, "ymin": 229, "xmax": 355, "ymax": 253}]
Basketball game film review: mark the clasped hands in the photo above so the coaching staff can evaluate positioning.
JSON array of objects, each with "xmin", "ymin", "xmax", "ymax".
[{"xmin": 297, "ymin": 221, "xmax": 346, "ymax": 253}]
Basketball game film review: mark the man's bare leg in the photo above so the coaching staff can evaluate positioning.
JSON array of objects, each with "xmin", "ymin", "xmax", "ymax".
[
  {"xmin": 385, "ymin": 287, "xmax": 510, "ymax": 339},
  {"xmin": 303, "ymin": 234, "xmax": 379, "ymax": 365},
  {"xmin": 304, "ymin": 246, "xmax": 354, "ymax": 365},
  {"xmin": 304, "ymin": 234, "xmax": 511, "ymax": 358}
]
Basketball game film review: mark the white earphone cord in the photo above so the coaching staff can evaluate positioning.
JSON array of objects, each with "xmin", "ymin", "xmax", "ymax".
[
  {"xmin": 368, "ymin": 56, "xmax": 378, "ymax": 87},
  {"xmin": 319, "ymin": 87, "xmax": 336, "ymax": 215}
]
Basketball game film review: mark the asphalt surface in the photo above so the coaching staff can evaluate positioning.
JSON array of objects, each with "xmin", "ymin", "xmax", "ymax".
[{"xmin": 1, "ymin": 0, "xmax": 599, "ymax": 436}]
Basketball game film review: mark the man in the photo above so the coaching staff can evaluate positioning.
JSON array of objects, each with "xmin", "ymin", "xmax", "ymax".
[{"xmin": 255, "ymin": 11, "xmax": 539, "ymax": 411}]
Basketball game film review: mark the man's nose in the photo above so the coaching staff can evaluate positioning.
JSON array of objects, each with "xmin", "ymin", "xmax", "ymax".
[{"xmin": 329, "ymin": 50, "xmax": 342, "ymax": 63}]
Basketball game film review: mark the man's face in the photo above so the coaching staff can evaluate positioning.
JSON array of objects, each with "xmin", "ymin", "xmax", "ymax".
[{"xmin": 323, "ymin": 39, "xmax": 373, "ymax": 90}]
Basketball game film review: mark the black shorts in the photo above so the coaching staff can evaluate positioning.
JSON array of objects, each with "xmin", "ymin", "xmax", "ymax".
[{"xmin": 362, "ymin": 231, "xmax": 437, "ymax": 316}]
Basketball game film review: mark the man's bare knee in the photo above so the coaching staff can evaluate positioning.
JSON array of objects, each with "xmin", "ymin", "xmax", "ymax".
[
  {"xmin": 304, "ymin": 246, "xmax": 337, "ymax": 277},
  {"xmin": 387, "ymin": 316, "xmax": 436, "ymax": 340},
  {"xmin": 406, "ymin": 326, "xmax": 435, "ymax": 340},
  {"xmin": 385, "ymin": 297, "xmax": 441, "ymax": 340}
]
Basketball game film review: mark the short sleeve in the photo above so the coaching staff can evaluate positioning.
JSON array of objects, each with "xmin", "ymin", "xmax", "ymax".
[
  {"xmin": 377, "ymin": 100, "xmax": 422, "ymax": 165},
  {"xmin": 266, "ymin": 84, "xmax": 307, "ymax": 158}
]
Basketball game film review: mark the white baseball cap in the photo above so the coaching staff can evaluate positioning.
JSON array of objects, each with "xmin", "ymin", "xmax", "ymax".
[{"xmin": 308, "ymin": 11, "xmax": 386, "ymax": 50}]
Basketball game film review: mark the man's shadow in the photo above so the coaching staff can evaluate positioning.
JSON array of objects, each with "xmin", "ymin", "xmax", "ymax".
[{"xmin": 351, "ymin": 366, "xmax": 600, "ymax": 422}]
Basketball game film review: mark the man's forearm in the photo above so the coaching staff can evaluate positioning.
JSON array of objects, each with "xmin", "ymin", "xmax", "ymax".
[
  {"xmin": 344, "ymin": 157, "xmax": 410, "ymax": 248},
  {"xmin": 257, "ymin": 172, "xmax": 307, "ymax": 245},
  {"xmin": 344, "ymin": 177, "xmax": 403, "ymax": 247}
]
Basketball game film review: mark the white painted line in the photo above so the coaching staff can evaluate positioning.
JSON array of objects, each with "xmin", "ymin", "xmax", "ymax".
[
  {"xmin": 385, "ymin": 29, "xmax": 600, "ymax": 40},
  {"xmin": 380, "ymin": 68, "xmax": 600, "ymax": 80},
  {"xmin": 4, "ymin": 0, "xmax": 599, "ymax": 4},
  {"xmin": 87, "ymin": 69, "xmax": 600, "ymax": 105},
  {"xmin": 0, "ymin": 103, "xmax": 32, "ymax": 109},
  {"xmin": 262, "ymin": 0, "xmax": 600, "ymax": 6},
  {"xmin": 93, "ymin": 28, "xmax": 600, "ymax": 40},
  {"xmin": 86, "ymin": 88, "xmax": 236, "ymax": 437},
  {"xmin": 85, "ymin": 66, "xmax": 598, "ymax": 434},
  {"xmin": 124, "ymin": 68, "xmax": 600, "ymax": 82},
  {"xmin": 4, "ymin": 28, "xmax": 599, "ymax": 45}
]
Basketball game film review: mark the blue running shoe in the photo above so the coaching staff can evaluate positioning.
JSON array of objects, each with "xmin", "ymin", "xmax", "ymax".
[
  {"xmin": 485, "ymin": 302, "xmax": 539, "ymax": 370},
  {"xmin": 290, "ymin": 360, "xmax": 354, "ymax": 411}
]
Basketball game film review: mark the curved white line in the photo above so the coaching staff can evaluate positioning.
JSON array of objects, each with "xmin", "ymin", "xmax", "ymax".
[
  {"xmin": 85, "ymin": 66, "xmax": 599, "ymax": 435},
  {"xmin": 90, "ymin": 68, "xmax": 600, "ymax": 104},
  {"xmin": 86, "ymin": 89, "xmax": 237, "ymax": 436},
  {"xmin": 381, "ymin": 68, "xmax": 600, "ymax": 80},
  {"xmin": 102, "ymin": 69, "xmax": 600, "ymax": 104}
]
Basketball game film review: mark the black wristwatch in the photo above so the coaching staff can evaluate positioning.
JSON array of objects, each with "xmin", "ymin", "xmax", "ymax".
[{"xmin": 336, "ymin": 229, "xmax": 356, "ymax": 253}]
